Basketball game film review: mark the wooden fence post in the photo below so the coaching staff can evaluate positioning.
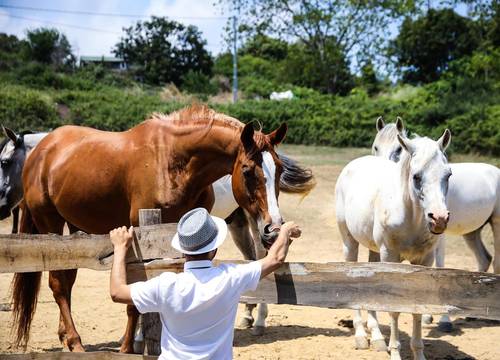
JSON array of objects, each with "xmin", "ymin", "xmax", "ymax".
[{"xmin": 138, "ymin": 209, "xmax": 162, "ymax": 356}]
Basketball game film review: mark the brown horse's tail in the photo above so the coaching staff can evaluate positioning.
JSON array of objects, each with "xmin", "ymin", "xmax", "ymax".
[{"xmin": 11, "ymin": 203, "xmax": 41, "ymax": 348}]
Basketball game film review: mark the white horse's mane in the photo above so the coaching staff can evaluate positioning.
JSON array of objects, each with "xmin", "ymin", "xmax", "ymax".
[{"xmin": 376, "ymin": 123, "xmax": 407, "ymax": 144}]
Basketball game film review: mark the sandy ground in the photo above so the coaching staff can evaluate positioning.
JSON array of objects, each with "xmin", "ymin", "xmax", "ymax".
[{"xmin": 0, "ymin": 146, "xmax": 499, "ymax": 359}]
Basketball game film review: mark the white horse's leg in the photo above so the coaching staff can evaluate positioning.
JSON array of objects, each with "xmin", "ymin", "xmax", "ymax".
[
  {"xmin": 133, "ymin": 315, "xmax": 144, "ymax": 354},
  {"xmin": 464, "ymin": 229, "xmax": 492, "ymax": 272},
  {"xmin": 411, "ymin": 314, "xmax": 426, "ymax": 360},
  {"xmin": 338, "ymin": 220, "xmax": 367, "ymax": 349},
  {"xmin": 252, "ymin": 243, "xmax": 269, "ymax": 336},
  {"xmin": 367, "ymin": 311, "xmax": 386, "ymax": 351},
  {"xmin": 367, "ymin": 250, "xmax": 386, "ymax": 351},
  {"xmin": 492, "ymin": 216, "xmax": 500, "ymax": 274},
  {"xmin": 353, "ymin": 309, "xmax": 368, "ymax": 349},
  {"xmin": 227, "ymin": 209, "xmax": 258, "ymax": 329},
  {"xmin": 388, "ymin": 312, "xmax": 401, "ymax": 360},
  {"xmin": 424, "ymin": 236, "xmax": 452, "ymax": 331},
  {"xmin": 380, "ymin": 246, "xmax": 401, "ymax": 360},
  {"xmin": 410, "ymin": 251, "xmax": 434, "ymax": 360}
]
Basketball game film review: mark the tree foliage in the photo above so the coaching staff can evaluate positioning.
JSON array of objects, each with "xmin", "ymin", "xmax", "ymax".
[
  {"xmin": 114, "ymin": 17, "xmax": 213, "ymax": 86},
  {"xmin": 26, "ymin": 28, "xmax": 74, "ymax": 67},
  {"xmin": 391, "ymin": 9, "xmax": 479, "ymax": 83}
]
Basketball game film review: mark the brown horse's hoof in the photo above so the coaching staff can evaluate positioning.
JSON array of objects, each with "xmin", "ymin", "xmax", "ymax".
[
  {"xmin": 120, "ymin": 342, "xmax": 136, "ymax": 354},
  {"xmin": 71, "ymin": 344, "xmax": 85, "ymax": 352}
]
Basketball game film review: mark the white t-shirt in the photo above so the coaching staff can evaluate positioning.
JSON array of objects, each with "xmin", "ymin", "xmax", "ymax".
[{"xmin": 130, "ymin": 260, "xmax": 262, "ymax": 360}]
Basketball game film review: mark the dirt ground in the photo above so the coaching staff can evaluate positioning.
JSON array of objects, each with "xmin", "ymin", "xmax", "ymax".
[{"xmin": 0, "ymin": 146, "xmax": 499, "ymax": 359}]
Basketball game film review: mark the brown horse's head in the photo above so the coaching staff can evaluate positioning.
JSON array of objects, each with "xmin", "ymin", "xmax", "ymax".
[{"xmin": 232, "ymin": 122, "xmax": 288, "ymax": 249}]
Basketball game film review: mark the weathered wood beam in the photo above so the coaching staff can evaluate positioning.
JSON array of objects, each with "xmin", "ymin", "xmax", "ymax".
[
  {"xmin": 128, "ymin": 259, "xmax": 500, "ymax": 320},
  {"xmin": 0, "ymin": 352, "xmax": 157, "ymax": 360},
  {"xmin": 0, "ymin": 224, "xmax": 180, "ymax": 273}
]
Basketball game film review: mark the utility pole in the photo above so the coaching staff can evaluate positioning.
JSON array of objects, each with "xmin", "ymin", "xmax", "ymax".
[{"xmin": 232, "ymin": 15, "xmax": 238, "ymax": 103}]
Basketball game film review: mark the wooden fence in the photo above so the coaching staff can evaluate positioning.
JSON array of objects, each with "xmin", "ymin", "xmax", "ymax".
[
  {"xmin": 1, "ymin": 217, "xmax": 500, "ymax": 319},
  {"xmin": 1, "ymin": 209, "xmax": 500, "ymax": 358}
]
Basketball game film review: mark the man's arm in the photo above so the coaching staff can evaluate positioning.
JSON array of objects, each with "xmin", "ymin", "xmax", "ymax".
[
  {"xmin": 258, "ymin": 222, "xmax": 301, "ymax": 279},
  {"xmin": 109, "ymin": 226, "xmax": 134, "ymax": 304}
]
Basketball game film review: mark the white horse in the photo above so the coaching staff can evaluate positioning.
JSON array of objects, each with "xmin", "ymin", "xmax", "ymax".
[
  {"xmin": 373, "ymin": 118, "xmax": 500, "ymax": 330},
  {"xmin": 336, "ymin": 129, "xmax": 452, "ymax": 360}
]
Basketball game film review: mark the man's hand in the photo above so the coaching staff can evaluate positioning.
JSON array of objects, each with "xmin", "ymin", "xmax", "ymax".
[
  {"xmin": 109, "ymin": 226, "xmax": 134, "ymax": 305},
  {"xmin": 110, "ymin": 226, "xmax": 134, "ymax": 252},
  {"xmin": 281, "ymin": 221, "xmax": 301, "ymax": 239},
  {"xmin": 259, "ymin": 221, "xmax": 301, "ymax": 279}
]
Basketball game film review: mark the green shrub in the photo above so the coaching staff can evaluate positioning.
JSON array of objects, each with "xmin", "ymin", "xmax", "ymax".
[{"xmin": 0, "ymin": 85, "xmax": 59, "ymax": 130}]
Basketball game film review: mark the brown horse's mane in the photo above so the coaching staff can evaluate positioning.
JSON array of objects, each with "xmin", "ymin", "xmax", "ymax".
[
  {"xmin": 149, "ymin": 104, "xmax": 272, "ymax": 152},
  {"xmin": 150, "ymin": 104, "xmax": 243, "ymax": 130}
]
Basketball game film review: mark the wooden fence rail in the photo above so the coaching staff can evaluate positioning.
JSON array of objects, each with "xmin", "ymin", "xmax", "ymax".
[
  {"xmin": 1, "ymin": 227, "xmax": 500, "ymax": 319},
  {"xmin": 1, "ymin": 218, "xmax": 500, "ymax": 320}
]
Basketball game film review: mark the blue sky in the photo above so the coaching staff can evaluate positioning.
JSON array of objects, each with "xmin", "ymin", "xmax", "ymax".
[{"xmin": 0, "ymin": 0, "xmax": 230, "ymax": 57}]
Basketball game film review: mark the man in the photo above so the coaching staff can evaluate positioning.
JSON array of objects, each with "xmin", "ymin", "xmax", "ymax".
[{"xmin": 109, "ymin": 207, "xmax": 301, "ymax": 359}]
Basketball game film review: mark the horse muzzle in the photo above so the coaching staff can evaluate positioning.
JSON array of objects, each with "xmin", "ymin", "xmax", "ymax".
[
  {"xmin": 428, "ymin": 211, "xmax": 450, "ymax": 234},
  {"xmin": 260, "ymin": 223, "xmax": 281, "ymax": 249}
]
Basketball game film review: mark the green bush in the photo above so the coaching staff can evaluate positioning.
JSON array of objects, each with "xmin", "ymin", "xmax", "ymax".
[
  {"xmin": 0, "ymin": 85, "xmax": 59, "ymax": 130},
  {"xmin": 0, "ymin": 69, "xmax": 498, "ymax": 156}
]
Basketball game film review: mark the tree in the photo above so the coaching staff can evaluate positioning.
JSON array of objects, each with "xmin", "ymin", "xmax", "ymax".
[
  {"xmin": 239, "ymin": 34, "xmax": 288, "ymax": 61},
  {"xmin": 218, "ymin": 0, "xmax": 417, "ymax": 93},
  {"xmin": 0, "ymin": 33, "xmax": 28, "ymax": 69},
  {"xmin": 359, "ymin": 61, "xmax": 381, "ymax": 96},
  {"xmin": 283, "ymin": 38, "xmax": 353, "ymax": 94},
  {"xmin": 391, "ymin": 9, "xmax": 479, "ymax": 83},
  {"xmin": 114, "ymin": 17, "xmax": 213, "ymax": 86},
  {"xmin": 26, "ymin": 28, "xmax": 74, "ymax": 67}
]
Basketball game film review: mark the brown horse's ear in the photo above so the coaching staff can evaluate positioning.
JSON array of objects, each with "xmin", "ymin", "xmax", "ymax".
[
  {"xmin": 268, "ymin": 123, "xmax": 287, "ymax": 146},
  {"xmin": 2, "ymin": 126, "xmax": 18, "ymax": 144},
  {"xmin": 240, "ymin": 123, "xmax": 255, "ymax": 152}
]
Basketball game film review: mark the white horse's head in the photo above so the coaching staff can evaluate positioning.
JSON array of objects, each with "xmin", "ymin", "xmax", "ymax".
[
  {"xmin": 397, "ymin": 130, "xmax": 452, "ymax": 234},
  {"xmin": 372, "ymin": 116, "xmax": 406, "ymax": 162}
]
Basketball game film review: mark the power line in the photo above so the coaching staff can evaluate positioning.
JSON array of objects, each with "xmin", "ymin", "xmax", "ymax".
[
  {"xmin": 0, "ymin": 13, "xmax": 122, "ymax": 34},
  {"xmin": 0, "ymin": 4, "xmax": 228, "ymax": 20},
  {"xmin": 0, "ymin": 13, "xmax": 224, "ymax": 50}
]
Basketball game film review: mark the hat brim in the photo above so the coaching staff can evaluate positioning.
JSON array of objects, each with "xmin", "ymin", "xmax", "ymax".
[{"xmin": 171, "ymin": 215, "xmax": 228, "ymax": 255}]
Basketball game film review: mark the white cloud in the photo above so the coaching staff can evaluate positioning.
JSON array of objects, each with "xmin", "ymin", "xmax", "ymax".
[
  {"xmin": 143, "ymin": 0, "xmax": 228, "ymax": 55},
  {"xmin": 0, "ymin": 0, "xmax": 228, "ymax": 58},
  {"xmin": 0, "ymin": 9, "xmax": 10, "ymax": 29}
]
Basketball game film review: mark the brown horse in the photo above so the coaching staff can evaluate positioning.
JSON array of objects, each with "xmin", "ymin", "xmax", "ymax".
[{"xmin": 12, "ymin": 105, "xmax": 288, "ymax": 352}]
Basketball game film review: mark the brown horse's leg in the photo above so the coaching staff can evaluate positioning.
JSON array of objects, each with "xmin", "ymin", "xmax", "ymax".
[
  {"xmin": 54, "ymin": 224, "xmax": 81, "ymax": 349},
  {"xmin": 35, "ymin": 214, "xmax": 83, "ymax": 353},
  {"xmin": 49, "ymin": 270, "xmax": 83, "ymax": 352},
  {"xmin": 120, "ymin": 305, "xmax": 140, "ymax": 353}
]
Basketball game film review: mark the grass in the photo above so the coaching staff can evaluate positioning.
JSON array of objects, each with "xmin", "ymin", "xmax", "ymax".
[
  {"xmin": 279, "ymin": 145, "xmax": 370, "ymax": 166},
  {"xmin": 281, "ymin": 144, "xmax": 500, "ymax": 167}
]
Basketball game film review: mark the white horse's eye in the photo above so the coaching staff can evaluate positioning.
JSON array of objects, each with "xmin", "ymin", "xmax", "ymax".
[
  {"xmin": 374, "ymin": 146, "xmax": 378, "ymax": 152},
  {"xmin": 413, "ymin": 174, "xmax": 422, "ymax": 189}
]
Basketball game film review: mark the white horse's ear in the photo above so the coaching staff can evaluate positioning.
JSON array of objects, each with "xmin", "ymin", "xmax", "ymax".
[
  {"xmin": 397, "ymin": 134, "xmax": 415, "ymax": 155},
  {"xmin": 376, "ymin": 117, "xmax": 385, "ymax": 132},
  {"xmin": 395, "ymin": 117, "xmax": 405, "ymax": 134},
  {"xmin": 2, "ymin": 126, "xmax": 18, "ymax": 143},
  {"xmin": 437, "ymin": 129, "xmax": 451, "ymax": 152}
]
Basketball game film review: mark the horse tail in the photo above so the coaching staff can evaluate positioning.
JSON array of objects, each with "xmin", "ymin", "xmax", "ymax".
[
  {"xmin": 11, "ymin": 203, "xmax": 41, "ymax": 348},
  {"xmin": 278, "ymin": 153, "xmax": 316, "ymax": 195}
]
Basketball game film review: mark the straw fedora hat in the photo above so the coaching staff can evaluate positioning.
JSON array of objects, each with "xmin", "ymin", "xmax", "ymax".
[{"xmin": 171, "ymin": 208, "xmax": 227, "ymax": 255}]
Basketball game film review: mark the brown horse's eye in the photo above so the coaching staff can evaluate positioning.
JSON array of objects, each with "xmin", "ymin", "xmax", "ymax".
[{"xmin": 242, "ymin": 166, "xmax": 253, "ymax": 178}]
